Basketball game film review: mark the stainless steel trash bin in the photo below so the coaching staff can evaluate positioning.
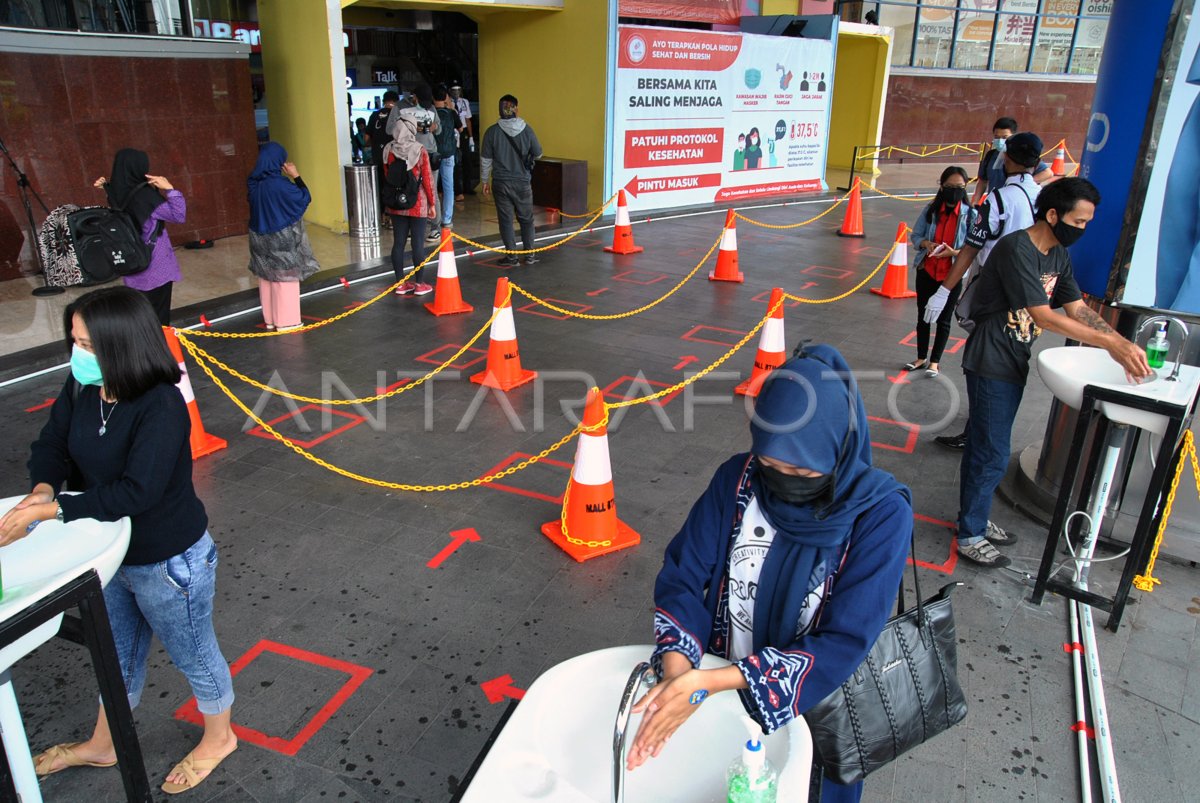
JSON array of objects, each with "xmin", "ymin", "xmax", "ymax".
[{"xmin": 345, "ymin": 164, "xmax": 380, "ymax": 241}]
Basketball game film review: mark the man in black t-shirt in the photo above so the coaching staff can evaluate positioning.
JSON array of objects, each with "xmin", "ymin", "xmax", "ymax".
[{"xmin": 953, "ymin": 178, "xmax": 1150, "ymax": 568}]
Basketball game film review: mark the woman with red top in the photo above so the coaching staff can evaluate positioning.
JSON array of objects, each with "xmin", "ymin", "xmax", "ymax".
[
  {"xmin": 905, "ymin": 166, "xmax": 975, "ymax": 377},
  {"xmin": 383, "ymin": 107, "xmax": 438, "ymax": 297}
]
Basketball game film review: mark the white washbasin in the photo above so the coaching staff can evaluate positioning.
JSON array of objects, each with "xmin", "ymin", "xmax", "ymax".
[
  {"xmin": 459, "ymin": 645, "xmax": 809, "ymax": 802},
  {"xmin": 0, "ymin": 494, "xmax": 131, "ymax": 671},
  {"xmin": 1038, "ymin": 347, "xmax": 1200, "ymax": 436}
]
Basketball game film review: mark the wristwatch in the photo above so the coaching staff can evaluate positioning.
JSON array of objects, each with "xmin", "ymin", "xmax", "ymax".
[{"xmin": 55, "ymin": 503, "xmax": 64, "ymax": 523}]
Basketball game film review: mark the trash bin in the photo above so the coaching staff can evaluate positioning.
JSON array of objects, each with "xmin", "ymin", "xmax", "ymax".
[{"xmin": 345, "ymin": 164, "xmax": 379, "ymax": 241}]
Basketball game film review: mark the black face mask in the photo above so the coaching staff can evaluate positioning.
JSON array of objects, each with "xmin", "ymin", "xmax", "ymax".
[
  {"xmin": 759, "ymin": 465, "xmax": 832, "ymax": 506},
  {"xmin": 939, "ymin": 186, "xmax": 967, "ymax": 208},
  {"xmin": 1052, "ymin": 218, "xmax": 1086, "ymax": 248}
]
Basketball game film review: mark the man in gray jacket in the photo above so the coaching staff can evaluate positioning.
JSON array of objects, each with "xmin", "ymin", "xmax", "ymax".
[{"xmin": 482, "ymin": 94, "xmax": 543, "ymax": 266}]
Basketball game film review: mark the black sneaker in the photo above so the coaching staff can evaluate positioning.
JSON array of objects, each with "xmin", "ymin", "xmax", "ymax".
[
  {"xmin": 985, "ymin": 521, "xmax": 1018, "ymax": 546},
  {"xmin": 498, "ymin": 256, "xmax": 520, "ymax": 268},
  {"xmin": 524, "ymin": 254, "xmax": 540, "ymax": 265},
  {"xmin": 957, "ymin": 539, "xmax": 1011, "ymax": 568},
  {"xmin": 935, "ymin": 432, "xmax": 967, "ymax": 450}
]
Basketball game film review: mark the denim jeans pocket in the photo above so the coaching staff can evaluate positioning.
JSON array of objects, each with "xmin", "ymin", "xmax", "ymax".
[{"xmin": 160, "ymin": 552, "xmax": 192, "ymax": 597}]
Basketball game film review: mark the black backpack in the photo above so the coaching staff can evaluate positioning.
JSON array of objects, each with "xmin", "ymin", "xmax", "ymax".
[
  {"xmin": 381, "ymin": 154, "xmax": 421, "ymax": 211},
  {"xmin": 435, "ymin": 108, "xmax": 458, "ymax": 159},
  {"xmin": 68, "ymin": 182, "xmax": 163, "ymax": 282}
]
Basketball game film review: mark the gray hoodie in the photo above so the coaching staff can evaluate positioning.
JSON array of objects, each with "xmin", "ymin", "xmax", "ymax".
[{"xmin": 481, "ymin": 117, "xmax": 543, "ymax": 185}]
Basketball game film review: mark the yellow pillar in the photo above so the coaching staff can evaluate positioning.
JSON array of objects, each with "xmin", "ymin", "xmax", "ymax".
[
  {"xmin": 259, "ymin": 0, "xmax": 352, "ymax": 232},
  {"xmin": 476, "ymin": 4, "xmax": 608, "ymax": 208},
  {"xmin": 761, "ymin": 0, "xmax": 800, "ymax": 14},
  {"xmin": 827, "ymin": 30, "xmax": 891, "ymax": 176}
]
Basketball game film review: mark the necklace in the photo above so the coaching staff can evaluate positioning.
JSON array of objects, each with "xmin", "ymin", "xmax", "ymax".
[{"xmin": 99, "ymin": 395, "xmax": 118, "ymax": 436}]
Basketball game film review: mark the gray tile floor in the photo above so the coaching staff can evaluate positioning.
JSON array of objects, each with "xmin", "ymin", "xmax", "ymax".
[{"xmin": 3, "ymin": 191, "xmax": 1198, "ymax": 802}]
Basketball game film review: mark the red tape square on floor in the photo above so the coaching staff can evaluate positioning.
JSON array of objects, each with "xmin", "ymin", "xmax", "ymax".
[
  {"xmin": 173, "ymin": 639, "xmax": 372, "ymax": 756},
  {"xmin": 681, "ymin": 324, "xmax": 747, "ymax": 348},
  {"xmin": 612, "ymin": 268, "xmax": 670, "ymax": 285},
  {"xmin": 911, "ymin": 513, "xmax": 959, "ymax": 575},
  {"xmin": 802, "ymin": 265, "xmax": 853, "ymax": 280},
  {"xmin": 481, "ymin": 451, "xmax": 572, "ymax": 503},
  {"xmin": 867, "ymin": 415, "xmax": 920, "ymax": 454},
  {"xmin": 517, "ymin": 298, "xmax": 594, "ymax": 320},
  {"xmin": 899, "ymin": 330, "xmax": 966, "ymax": 354},
  {"xmin": 602, "ymin": 375, "xmax": 682, "ymax": 408},
  {"xmin": 245, "ymin": 404, "xmax": 366, "ymax": 448},
  {"xmin": 415, "ymin": 343, "xmax": 488, "ymax": 370}
]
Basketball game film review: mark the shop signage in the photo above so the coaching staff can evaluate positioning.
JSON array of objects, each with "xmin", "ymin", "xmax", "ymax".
[{"xmin": 193, "ymin": 19, "xmax": 351, "ymax": 54}]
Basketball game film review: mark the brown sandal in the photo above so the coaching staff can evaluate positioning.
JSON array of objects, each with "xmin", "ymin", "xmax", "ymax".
[
  {"xmin": 33, "ymin": 742, "xmax": 117, "ymax": 776},
  {"xmin": 161, "ymin": 746, "xmax": 237, "ymax": 794}
]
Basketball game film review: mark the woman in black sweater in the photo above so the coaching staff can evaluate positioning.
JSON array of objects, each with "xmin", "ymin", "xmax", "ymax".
[{"xmin": 0, "ymin": 287, "xmax": 236, "ymax": 795}]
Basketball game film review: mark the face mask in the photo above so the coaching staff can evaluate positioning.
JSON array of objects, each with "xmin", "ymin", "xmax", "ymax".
[
  {"xmin": 940, "ymin": 186, "xmax": 967, "ymax": 206},
  {"xmin": 993, "ymin": 137, "xmax": 1007, "ymax": 153},
  {"xmin": 750, "ymin": 136, "xmax": 758, "ymax": 145},
  {"xmin": 759, "ymin": 464, "xmax": 831, "ymax": 506},
  {"xmin": 70, "ymin": 344, "xmax": 104, "ymax": 387},
  {"xmin": 1051, "ymin": 218, "xmax": 1086, "ymax": 248}
]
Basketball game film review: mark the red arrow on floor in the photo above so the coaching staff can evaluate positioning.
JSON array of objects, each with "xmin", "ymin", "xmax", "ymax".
[
  {"xmin": 481, "ymin": 674, "xmax": 526, "ymax": 704},
  {"xmin": 586, "ymin": 288, "xmax": 610, "ymax": 297},
  {"xmin": 426, "ymin": 528, "xmax": 481, "ymax": 569},
  {"xmin": 674, "ymin": 355, "xmax": 699, "ymax": 371},
  {"xmin": 800, "ymin": 281, "xmax": 818, "ymax": 291},
  {"xmin": 887, "ymin": 372, "xmax": 911, "ymax": 385},
  {"xmin": 25, "ymin": 399, "xmax": 55, "ymax": 413}
]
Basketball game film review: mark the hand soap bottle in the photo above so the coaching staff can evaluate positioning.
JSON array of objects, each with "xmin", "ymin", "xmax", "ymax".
[
  {"xmin": 1146, "ymin": 322, "xmax": 1170, "ymax": 370},
  {"xmin": 727, "ymin": 716, "xmax": 777, "ymax": 803}
]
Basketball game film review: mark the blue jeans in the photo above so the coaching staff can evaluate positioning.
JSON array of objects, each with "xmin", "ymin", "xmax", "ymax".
[
  {"xmin": 957, "ymin": 371, "xmax": 1025, "ymax": 543},
  {"xmin": 439, "ymin": 154, "xmax": 456, "ymax": 226},
  {"xmin": 103, "ymin": 533, "xmax": 234, "ymax": 715}
]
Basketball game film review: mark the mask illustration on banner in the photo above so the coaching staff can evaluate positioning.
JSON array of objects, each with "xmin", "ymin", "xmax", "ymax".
[
  {"xmin": 744, "ymin": 68, "xmax": 762, "ymax": 89},
  {"xmin": 746, "ymin": 127, "xmax": 763, "ymax": 170},
  {"xmin": 734, "ymin": 134, "xmax": 746, "ymax": 172}
]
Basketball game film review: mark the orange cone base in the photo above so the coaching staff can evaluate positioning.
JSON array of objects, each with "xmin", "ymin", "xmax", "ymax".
[
  {"xmin": 540, "ymin": 518, "xmax": 641, "ymax": 562},
  {"xmin": 734, "ymin": 375, "xmax": 769, "ymax": 397},
  {"xmin": 604, "ymin": 241, "xmax": 644, "ymax": 255},
  {"xmin": 191, "ymin": 431, "xmax": 227, "ymax": 459},
  {"xmin": 836, "ymin": 230, "xmax": 866, "ymax": 239},
  {"xmin": 869, "ymin": 285, "xmax": 916, "ymax": 299},
  {"xmin": 423, "ymin": 299, "xmax": 474, "ymax": 316},
  {"xmin": 708, "ymin": 269, "xmax": 744, "ymax": 283},
  {"xmin": 469, "ymin": 367, "xmax": 538, "ymax": 391}
]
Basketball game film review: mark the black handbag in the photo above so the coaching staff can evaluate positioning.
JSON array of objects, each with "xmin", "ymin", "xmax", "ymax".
[{"xmin": 805, "ymin": 538, "xmax": 968, "ymax": 785}]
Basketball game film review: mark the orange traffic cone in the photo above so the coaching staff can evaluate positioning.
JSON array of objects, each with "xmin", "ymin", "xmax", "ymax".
[
  {"xmin": 735, "ymin": 288, "xmax": 787, "ymax": 397},
  {"xmin": 424, "ymin": 229, "xmax": 474, "ymax": 316},
  {"xmin": 604, "ymin": 189, "xmax": 644, "ymax": 255},
  {"xmin": 1051, "ymin": 141, "xmax": 1067, "ymax": 177},
  {"xmin": 709, "ymin": 209, "xmax": 744, "ymax": 283},
  {"xmin": 162, "ymin": 327, "xmax": 227, "ymax": 459},
  {"xmin": 541, "ymin": 388, "xmax": 640, "ymax": 562},
  {"xmin": 836, "ymin": 177, "xmax": 865, "ymax": 238},
  {"xmin": 470, "ymin": 277, "xmax": 538, "ymax": 391},
  {"xmin": 871, "ymin": 223, "xmax": 916, "ymax": 299}
]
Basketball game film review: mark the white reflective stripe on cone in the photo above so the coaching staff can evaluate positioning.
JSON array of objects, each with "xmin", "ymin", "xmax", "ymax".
[
  {"xmin": 175, "ymin": 362, "xmax": 196, "ymax": 404},
  {"xmin": 890, "ymin": 242, "xmax": 907, "ymax": 265},
  {"xmin": 436, "ymin": 253, "xmax": 458, "ymax": 279},
  {"xmin": 573, "ymin": 432, "xmax": 613, "ymax": 485},
  {"xmin": 721, "ymin": 227, "xmax": 738, "ymax": 251},
  {"xmin": 490, "ymin": 305, "xmax": 517, "ymax": 342},
  {"xmin": 615, "ymin": 204, "xmax": 631, "ymax": 227},
  {"xmin": 760, "ymin": 316, "xmax": 786, "ymax": 353}
]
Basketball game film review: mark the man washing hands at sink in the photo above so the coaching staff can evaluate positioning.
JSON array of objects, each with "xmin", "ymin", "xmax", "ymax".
[{"xmin": 922, "ymin": 177, "xmax": 1152, "ymax": 568}]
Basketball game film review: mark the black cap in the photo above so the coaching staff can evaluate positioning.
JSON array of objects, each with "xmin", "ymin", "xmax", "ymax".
[{"xmin": 1005, "ymin": 132, "xmax": 1043, "ymax": 168}]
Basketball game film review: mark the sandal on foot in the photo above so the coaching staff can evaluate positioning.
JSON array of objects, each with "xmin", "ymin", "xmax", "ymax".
[
  {"xmin": 903, "ymin": 360, "xmax": 928, "ymax": 372},
  {"xmin": 161, "ymin": 747, "xmax": 237, "ymax": 795},
  {"xmin": 34, "ymin": 743, "xmax": 117, "ymax": 777}
]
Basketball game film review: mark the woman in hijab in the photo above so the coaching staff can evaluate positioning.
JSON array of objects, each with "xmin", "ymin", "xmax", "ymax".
[
  {"xmin": 628, "ymin": 345, "xmax": 913, "ymax": 803},
  {"xmin": 93, "ymin": 148, "xmax": 186, "ymax": 325},
  {"xmin": 383, "ymin": 106, "xmax": 438, "ymax": 297},
  {"xmin": 247, "ymin": 142, "xmax": 319, "ymax": 330}
]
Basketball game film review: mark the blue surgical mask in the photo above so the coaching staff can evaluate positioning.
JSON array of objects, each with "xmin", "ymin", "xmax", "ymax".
[
  {"xmin": 993, "ymin": 137, "xmax": 1007, "ymax": 153},
  {"xmin": 70, "ymin": 344, "xmax": 104, "ymax": 387}
]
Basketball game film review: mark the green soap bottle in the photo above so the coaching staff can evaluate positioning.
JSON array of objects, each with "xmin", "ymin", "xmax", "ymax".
[{"xmin": 1147, "ymin": 322, "xmax": 1170, "ymax": 370}]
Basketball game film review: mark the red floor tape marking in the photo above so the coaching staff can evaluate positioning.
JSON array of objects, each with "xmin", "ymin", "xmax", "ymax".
[
  {"xmin": 899, "ymin": 330, "xmax": 966, "ymax": 354},
  {"xmin": 911, "ymin": 513, "xmax": 959, "ymax": 575},
  {"xmin": 517, "ymin": 298, "xmax": 594, "ymax": 320},
  {"xmin": 245, "ymin": 404, "xmax": 366, "ymax": 448},
  {"xmin": 612, "ymin": 269, "xmax": 670, "ymax": 285},
  {"xmin": 427, "ymin": 528, "xmax": 481, "ymax": 569},
  {"xmin": 801, "ymin": 265, "xmax": 853, "ymax": 280},
  {"xmin": 481, "ymin": 452, "xmax": 572, "ymax": 503},
  {"xmin": 602, "ymin": 374, "xmax": 682, "ymax": 408},
  {"xmin": 681, "ymin": 325, "xmax": 747, "ymax": 348},
  {"xmin": 481, "ymin": 674, "xmax": 526, "ymax": 704},
  {"xmin": 25, "ymin": 399, "xmax": 55, "ymax": 413},
  {"xmin": 414, "ymin": 343, "xmax": 488, "ymax": 370},
  {"xmin": 867, "ymin": 415, "xmax": 920, "ymax": 454}
]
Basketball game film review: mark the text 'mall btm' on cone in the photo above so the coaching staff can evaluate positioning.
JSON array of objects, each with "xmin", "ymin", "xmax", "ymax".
[
  {"xmin": 735, "ymin": 288, "xmax": 787, "ymax": 397},
  {"xmin": 541, "ymin": 388, "xmax": 640, "ymax": 562},
  {"xmin": 425, "ymin": 228, "xmax": 474, "ymax": 316},
  {"xmin": 836, "ymin": 177, "xmax": 866, "ymax": 238},
  {"xmin": 604, "ymin": 189, "xmax": 644, "ymax": 255},
  {"xmin": 162, "ymin": 327, "xmax": 227, "ymax": 459},
  {"xmin": 709, "ymin": 209, "xmax": 744, "ymax": 282},
  {"xmin": 870, "ymin": 222, "xmax": 916, "ymax": 299},
  {"xmin": 470, "ymin": 277, "xmax": 537, "ymax": 391}
]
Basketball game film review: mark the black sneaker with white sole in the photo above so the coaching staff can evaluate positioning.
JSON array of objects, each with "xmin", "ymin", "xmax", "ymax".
[{"xmin": 498, "ymin": 256, "xmax": 520, "ymax": 268}]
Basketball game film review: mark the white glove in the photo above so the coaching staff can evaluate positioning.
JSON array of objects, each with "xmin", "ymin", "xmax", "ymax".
[{"xmin": 924, "ymin": 285, "xmax": 951, "ymax": 324}]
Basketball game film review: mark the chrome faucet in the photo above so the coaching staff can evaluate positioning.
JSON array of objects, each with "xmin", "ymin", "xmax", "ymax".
[
  {"xmin": 1135, "ymin": 315, "xmax": 1191, "ymax": 381},
  {"xmin": 612, "ymin": 662, "xmax": 656, "ymax": 803}
]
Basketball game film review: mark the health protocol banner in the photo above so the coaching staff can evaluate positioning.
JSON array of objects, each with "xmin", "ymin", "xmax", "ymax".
[{"xmin": 612, "ymin": 25, "xmax": 835, "ymax": 212}]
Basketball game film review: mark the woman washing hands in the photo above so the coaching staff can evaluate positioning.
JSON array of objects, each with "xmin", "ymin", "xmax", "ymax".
[
  {"xmin": 628, "ymin": 346, "xmax": 912, "ymax": 802},
  {"xmin": 905, "ymin": 167, "xmax": 975, "ymax": 378}
]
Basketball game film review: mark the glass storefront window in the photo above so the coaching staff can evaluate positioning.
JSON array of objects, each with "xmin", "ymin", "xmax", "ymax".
[
  {"xmin": 990, "ymin": 10, "xmax": 1036, "ymax": 72},
  {"xmin": 913, "ymin": 0, "xmax": 955, "ymax": 69},
  {"xmin": 1, "ymin": 0, "xmax": 187, "ymax": 34},
  {"xmin": 953, "ymin": 0, "xmax": 998, "ymax": 71},
  {"xmin": 1070, "ymin": 0, "xmax": 1111, "ymax": 75},
  {"xmin": 880, "ymin": 3, "xmax": 916, "ymax": 67}
]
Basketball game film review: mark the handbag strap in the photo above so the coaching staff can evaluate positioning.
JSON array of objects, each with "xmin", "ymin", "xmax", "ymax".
[{"xmin": 894, "ymin": 532, "xmax": 925, "ymax": 626}]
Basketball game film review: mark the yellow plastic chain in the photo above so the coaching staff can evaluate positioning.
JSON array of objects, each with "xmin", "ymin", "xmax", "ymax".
[
  {"xmin": 509, "ymin": 231, "xmax": 723, "ymax": 321},
  {"xmin": 551, "ymin": 194, "xmax": 618, "ymax": 219},
  {"xmin": 174, "ymin": 287, "xmax": 507, "ymax": 405},
  {"xmin": 732, "ymin": 191, "xmax": 848, "ymax": 229},
  {"xmin": 784, "ymin": 234, "xmax": 903, "ymax": 305},
  {"xmin": 451, "ymin": 194, "xmax": 615, "ymax": 255},
  {"xmin": 1133, "ymin": 430, "xmax": 1200, "ymax": 591},
  {"xmin": 857, "ymin": 143, "xmax": 986, "ymax": 161}
]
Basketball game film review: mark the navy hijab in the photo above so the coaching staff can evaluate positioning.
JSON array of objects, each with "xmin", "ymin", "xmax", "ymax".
[
  {"xmin": 106, "ymin": 149, "xmax": 165, "ymax": 229},
  {"xmin": 746, "ymin": 344, "xmax": 910, "ymax": 652},
  {"xmin": 248, "ymin": 143, "xmax": 311, "ymax": 235}
]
